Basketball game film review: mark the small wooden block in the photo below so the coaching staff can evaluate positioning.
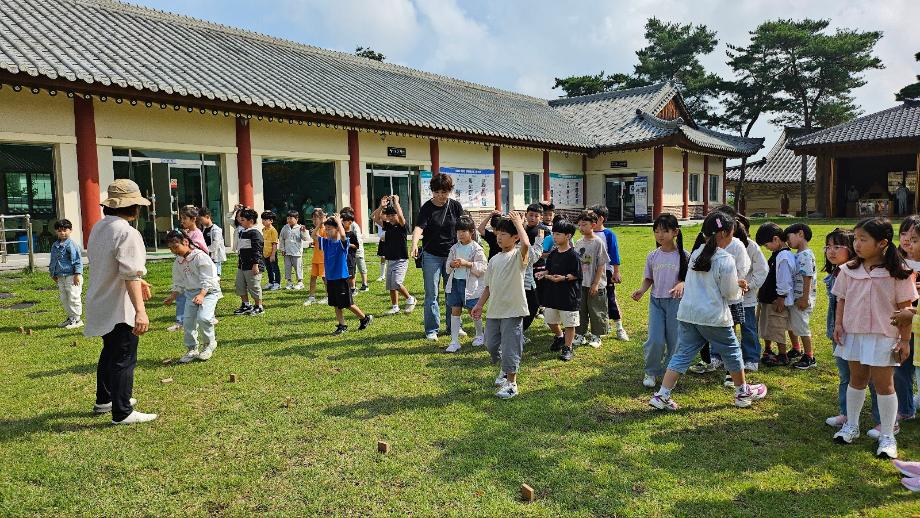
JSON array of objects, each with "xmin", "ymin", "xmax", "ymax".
[
  {"xmin": 161, "ymin": 358, "xmax": 173, "ymax": 365},
  {"xmin": 284, "ymin": 396, "xmax": 293, "ymax": 408},
  {"xmin": 520, "ymin": 483, "xmax": 535, "ymax": 503},
  {"xmin": 18, "ymin": 326, "xmax": 24, "ymax": 334},
  {"xmin": 26, "ymin": 328, "xmax": 33, "ymax": 336},
  {"xmin": 229, "ymin": 373, "xmax": 238, "ymax": 383},
  {"xmin": 377, "ymin": 441, "xmax": 390, "ymax": 454},
  {"xmin": 161, "ymin": 377, "xmax": 173, "ymax": 384},
  {"xmin": 71, "ymin": 341, "xmax": 78, "ymax": 347}
]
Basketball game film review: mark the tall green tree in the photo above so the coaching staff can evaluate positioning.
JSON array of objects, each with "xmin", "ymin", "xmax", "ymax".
[
  {"xmin": 752, "ymin": 19, "xmax": 883, "ymax": 215},
  {"xmin": 553, "ymin": 18, "xmax": 723, "ymax": 124},
  {"xmin": 896, "ymin": 52, "xmax": 920, "ymax": 101},
  {"xmin": 355, "ymin": 46, "xmax": 385, "ymax": 61}
]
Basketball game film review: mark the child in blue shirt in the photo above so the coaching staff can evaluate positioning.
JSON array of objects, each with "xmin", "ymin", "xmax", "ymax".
[
  {"xmin": 590, "ymin": 204, "xmax": 628, "ymax": 340},
  {"xmin": 320, "ymin": 213, "xmax": 372, "ymax": 335},
  {"xmin": 49, "ymin": 218, "xmax": 84, "ymax": 329}
]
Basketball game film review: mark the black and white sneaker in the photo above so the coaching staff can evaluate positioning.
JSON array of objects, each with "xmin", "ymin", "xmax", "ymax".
[
  {"xmin": 358, "ymin": 315, "xmax": 373, "ymax": 330},
  {"xmin": 550, "ymin": 336, "xmax": 564, "ymax": 352},
  {"xmin": 793, "ymin": 355, "xmax": 817, "ymax": 370},
  {"xmin": 332, "ymin": 324, "xmax": 348, "ymax": 336},
  {"xmin": 233, "ymin": 304, "xmax": 253, "ymax": 316},
  {"xmin": 559, "ymin": 346, "xmax": 574, "ymax": 362},
  {"xmin": 359, "ymin": 284, "xmax": 369, "ymax": 292},
  {"xmin": 249, "ymin": 305, "xmax": 264, "ymax": 316},
  {"xmin": 786, "ymin": 349, "xmax": 803, "ymax": 361}
]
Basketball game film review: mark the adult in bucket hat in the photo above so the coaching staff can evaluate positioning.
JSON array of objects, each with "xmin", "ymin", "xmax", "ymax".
[{"xmin": 84, "ymin": 179, "xmax": 157, "ymax": 424}]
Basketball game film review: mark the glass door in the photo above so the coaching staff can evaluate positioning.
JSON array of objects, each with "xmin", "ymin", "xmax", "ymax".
[
  {"xmin": 605, "ymin": 177, "xmax": 624, "ymax": 221},
  {"xmin": 622, "ymin": 179, "xmax": 636, "ymax": 221},
  {"xmin": 131, "ymin": 160, "xmax": 157, "ymax": 250},
  {"xmin": 369, "ymin": 170, "xmax": 415, "ymax": 229}
]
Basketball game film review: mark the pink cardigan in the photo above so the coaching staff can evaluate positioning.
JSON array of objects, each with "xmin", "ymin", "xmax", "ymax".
[{"xmin": 831, "ymin": 263, "xmax": 918, "ymax": 338}]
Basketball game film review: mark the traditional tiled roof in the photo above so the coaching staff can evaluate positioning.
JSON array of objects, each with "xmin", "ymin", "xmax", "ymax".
[
  {"xmin": 0, "ymin": 0, "xmax": 762, "ymax": 157},
  {"xmin": 787, "ymin": 100, "xmax": 920, "ymax": 150},
  {"xmin": 549, "ymin": 84, "xmax": 763, "ymax": 157},
  {"xmin": 726, "ymin": 128, "xmax": 816, "ymax": 183}
]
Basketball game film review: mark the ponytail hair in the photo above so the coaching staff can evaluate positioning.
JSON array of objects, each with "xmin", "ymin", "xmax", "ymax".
[
  {"xmin": 850, "ymin": 217, "xmax": 911, "ymax": 279},
  {"xmin": 692, "ymin": 211, "xmax": 735, "ymax": 273},
  {"xmin": 653, "ymin": 213, "xmax": 688, "ymax": 281}
]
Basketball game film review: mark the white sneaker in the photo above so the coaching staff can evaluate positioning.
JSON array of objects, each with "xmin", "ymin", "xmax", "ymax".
[
  {"xmin": 93, "ymin": 397, "xmax": 137, "ymax": 414},
  {"xmin": 494, "ymin": 371, "xmax": 507, "ymax": 386},
  {"xmin": 317, "ymin": 297, "xmax": 327, "ymax": 304},
  {"xmin": 867, "ymin": 424, "xmax": 901, "ymax": 440},
  {"xmin": 825, "ymin": 415, "xmax": 847, "ymax": 428},
  {"xmin": 587, "ymin": 335, "xmax": 602, "ymax": 348},
  {"xmin": 167, "ymin": 323, "xmax": 183, "ymax": 332},
  {"xmin": 112, "ymin": 410, "xmax": 158, "ymax": 425},
  {"xmin": 384, "ymin": 305, "xmax": 400, "ymax": 315},
  {"xmin": 198, "ymin": 343, "xmax": 217, "ymax": 361},
  {"xmin": 877, "ymin": 434, "xmax": 898, "ymax": 459},
  {"xmin": 573, "ymin": 334, "xmax": 587, "ymax": 346},
  {"xmin": 404, "ymin": 297, "xmax": 417, "ymax": 313},
  {"xmin": 65, "ymin": 319, "xmax": 84, "ymax": 330},
  {"xmin": 457, "ymin": 328, "xmax": 468, "ymax": 337},
  {"xmin": 649, "ymin": 394, "xmax": 679, "ymax": 411},
  {"xmin": 426, "ymin": 331, "xmax": 439, "ymax": 341},
  {"xmin": 179, "ymin": 349, "xmax": 199, "ymax": 363},
  {"xmin": 57, "ymin": 318, "xmax": 71, "ymax": 328},
  {"xmin": 472, "ymin": 335, "xmax": 485, "ymax": 347},
  {"xmin": 496, "ymin": 382, "xmax": 518, "ymax": 399},
  {"xmin": 710, "ymin": 358, "xmax": 725, "ymax": 370},
  {"xmin": 444, "ymin": 342, "xmax": 461, "ymax": 353},
  {"xmin": 744, "ymin": 361, "xmax": 759, "ymax": 372},
  {"xmin": 285, "ymin": 283, "xmax": 294, "ymax": 290},
  {"xmin": 294, "ymin": 282, "xmax": 304, "ymax": 290},
  {"xmin": 643, "ymin": 375, "xmax": 656, "ymax": 388},
  {"xmin": 375, "ymin": 275, "xmax": 385, "ymax": 282},
  {"xmin": 834, "ymin": 423, "xmax": 860, "ymax": 444},
  {"xmin": 614, "ymin": 327, "xmax": 629, "ymax": 341},
  {"xmin": 304, "ymin": 297, "xmax": 316, "ymax": 306}
]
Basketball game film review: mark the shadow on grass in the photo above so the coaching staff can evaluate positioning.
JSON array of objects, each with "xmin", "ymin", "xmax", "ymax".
[
  {"xmin": 26, "ymin": 358, "xmax": 164, "ymax": 379},
  {"xmin": 0, "ymin": 411, "xmax": 112, "ymax": 442}
]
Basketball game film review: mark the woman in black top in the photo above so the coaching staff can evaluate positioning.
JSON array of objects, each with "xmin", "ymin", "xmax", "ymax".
[{"xmin": 410, "ymin": 173, "xmax": 464, "ymax": 340}]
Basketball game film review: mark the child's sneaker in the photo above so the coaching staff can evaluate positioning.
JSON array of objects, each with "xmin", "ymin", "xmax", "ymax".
[
  {"xmin": 867, "ymin": 423, "xmax": 901, "ymax": 440},
  {"xmin": 744, "ymin": 361, "xmax": 759, "ymax": 372},
  {"xmin": 358, "ymin": 315, "xmax": 373, "ymax": 330},
  {"xmin": 285, "ymin": 283, "xmax": 294, "ymax": 290},
  {"xmin": 643, "ymin": 374, "xmax": 656, "ymax": 388},
  {"xmin": 403, "ymin": 296, "xmax": 417, "ymax": 313},
  {"xmin": 723, "ymin": 374, "xmax": 734, "ymax": 388},
  {"xmin": 877, "ymin": 434, "xmax": 898, "ymax": 459},
  {"xmin": 471, "ymin": 335, "xmax": 485, "ymax": 347},
  {"xmin": 573, "ymin": 334, "xmax": 587, "ymax": 346},
  {"xmin": 198, "ymin": 343, "xmax": 217, "ymax": 361},
  {"xmin": 294, "ymin": 282, "xmax": 304, "ymax": 290},
  {"xmin": 614, "ymin": 327, "xmax": 629, "ymax": 341},
  {"xmin": 587, "ymin": 335, "xmax": 602, "ymax": 348},
  {"xmin": 825, "ymin": 415, "xmax": 847, "ymax": 428},
  {"xmin": 112, "ymin": 410, "xmax": 158, "ymax": 425},
  {"xmin": 649, "ymin": 394, "xmax": 678, "ymax": 411},
  {"xmin": 786, "ymin": 348, "xmax": 803, "ymax": 361},
  {"xmin": 332, "ymin": 324, "xmax": 348, "ymax": 336},
  {"xmin": 734, "ymin": 383, "xmax": 768, "ymax": 408},
  {"xmin": 359, "ymin": 284, "xmax": 369, "ymax": 292},
  {"xmin": 710, "ymin": 358, "xmax": 724, "ymax": 370},
  {"xmin": 303, "ymin": 297, "xmax": 316, "ymax": 306},
  {"xmin": 383, "ymin": 305, "xmax": 400, "ymax": 315},
  {"xmin": 234, "ymin": 303, "xmax": 253, "ymax": 315},
  {"xmin": 426, "ymin": 331, "xmax": 439, "ymax": 341},
  {"xmin": 688, "ymin": 361, "xmax": 715, "ymax": 374},
  {"xmin": 494, "ymin": 371, "xmax": 507, "ymax": 386},
  {"xmin": 762, "ymin": 353, "xmax": 789, "ymax": 367},
  {"xmin": 549, "ymin": 336, "xmax": 564, "ymax": 352},
  {"xmin": 249, "ymin": 305, "xmax": 264, "ymax": 316},
  {"xmin": 792, "ymin": 355, "xmax": 817, "ymax": 370},
  {"xmin": 457, "ymin": 328, "xmax": 468, "ymax": 338},
  {"xmin": 179, "ymin": 349, "xmax": 199, "ymax": 363},
  {"xmin": 57, "ymin": 318, "xmax": 71, "ymax": 328},
  {"xmin": 65, "ymin": 318, "xmax": 84, "ymax": 330},
  {"xmin": 496, "ymin": 382, "xmax": 518, "ymax": 399},
  {"xmin": 167, "ymin": 323, "xmax": 183, "ymax": 332},
  {"xmin": 560, "ymin": 346, "xmax": 574, "ymax": 361},
  {"xmin": 375, "ymin": 275, "xmax": 385, "ymax": 282},
  {"xmin": 834, "ymin": 423, "xmax": 860, "ymax": 444},
  {"xmin": 444, "ymin": 342, "xmax": 461, "ymax": 353}
]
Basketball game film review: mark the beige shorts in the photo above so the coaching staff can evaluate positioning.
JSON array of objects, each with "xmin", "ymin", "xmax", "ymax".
[
  {"xmin": 787, "ymin": 304, "xmax": 813, "ymax": 337},
  {"xmin": 757, "ymin": 303, "xmax": 788, "ymax": 344},
  {"xmin": 544, "ymin": 308, "xmax": 580, "ymax": 328}
]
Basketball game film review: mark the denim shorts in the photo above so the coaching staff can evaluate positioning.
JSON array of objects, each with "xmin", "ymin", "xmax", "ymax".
[
  {"xmin": 668, "ymin": 321, "xmax": 744, "ymax": 374},
  {"xmin": 446, "ymin": 278, "xmax": 477, "ymax": 309}
]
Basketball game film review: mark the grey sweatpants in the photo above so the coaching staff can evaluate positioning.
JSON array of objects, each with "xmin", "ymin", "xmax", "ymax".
[
  {"xmin": 284, "ymin": 254, "xmax": 303, "ymax": 283},
  {"xmin": 485, "ymin": 317, "xmax": 524, "ymax": 375}
]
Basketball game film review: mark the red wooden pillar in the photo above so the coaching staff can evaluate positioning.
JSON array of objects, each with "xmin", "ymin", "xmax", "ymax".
[
  {"xmin": 74, "ymin": 97, "xmax": 101, "ymax": 247},
  {"xmin": 653, "ymin": 147, "xmax": 664, "ymax": 217},
  {"xmin": 681, "ymin": 151, "xmax": 689, "ymax": 219},
  {"xmin": 493, "ymin": 146, "xmax": 502, "ymax": 211},
  {"xmin": 703, "ymin": 155, "xmax": 710, "ymax": 214},
  {"xmin": 430, "ymin": 139, "xmax": 440, "ymax": 176},
  {"xmin": 581, "ymin": 155, "xmax": 587, "ymax": 207},
  {"xmin": 235, "ymin": 118, "xmax": 254, "ymax": 208},
  {"xmin": 542, "ymin": 151, "xmax": 551, "ymax": 201},
  {"xmin": 347, "ymin": 130, "xmax": 363, "ymax": 227}
]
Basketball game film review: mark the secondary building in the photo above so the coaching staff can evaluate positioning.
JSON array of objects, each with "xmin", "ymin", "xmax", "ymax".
[{"xmin": 0, "ymin": 0, "xmax": 762, "ymax": 250}]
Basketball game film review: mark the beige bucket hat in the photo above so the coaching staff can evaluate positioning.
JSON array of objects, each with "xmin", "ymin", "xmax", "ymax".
[{"xmin": 100, "ymin": 179, "xmax": 151, "ymax": 208}]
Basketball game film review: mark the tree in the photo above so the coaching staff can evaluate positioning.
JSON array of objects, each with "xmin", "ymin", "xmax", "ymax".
[
  {"xmin": 896, "ymin": 52, "xmax": 920, "ymax": 101},
  {"xmin": 355, "ymin": 46, "xmax": 385, "ymax": 61},
  {"xmin": 552, "ymin": 72, "xmax": 629, "ymax": 98},
  {"xmin": 752, "ymin": 19, "xmax": 883, "ymax": 216}
]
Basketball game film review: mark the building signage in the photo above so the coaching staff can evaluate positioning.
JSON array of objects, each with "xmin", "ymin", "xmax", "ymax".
[
  {"xmin": 610, "ymin": 160, "xmax": 628, "ymax": 168},
  {"xmin": 387, "ymin": 147, "xmax": 407, "ymax": 158},
  {"xmin": 633, "ymin": 175, "xmax": 649, "ymax": 222},
  {"xmin": 549, "ymin": 172, "xmax": 584, "ymax": 208},
  {"xmin": 421, "ymin": 168, "xmax": 495, "ymax": 208}
]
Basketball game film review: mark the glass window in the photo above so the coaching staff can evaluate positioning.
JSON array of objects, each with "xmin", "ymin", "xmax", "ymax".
[
  {"xmin": 262, "ymin": 159, "xmax": 336, "ymax": 229},
  {"xmin": 523, "ymin": 173, "xmax": 540, "ymax": 205},
  {"xmin": 709, "ymin": 175, "xmax": 720, "ymax": 203},
  {"xmin": 0, "ymin": 143, "xmax": 57, "ymax": 252},
  {"xmin": 500, "ymin": 172, "xmax": 509, "ymax": 211},
  {"xmin": 689, "ymin": 174, "xmax": 700, "ymax": 202}
]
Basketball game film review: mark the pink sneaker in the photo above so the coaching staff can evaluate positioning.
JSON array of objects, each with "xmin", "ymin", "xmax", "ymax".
[
  {"xmin": 893, "ymin": 459, "xmax": 920, "ymax": 477},
  {"xmin": 735, "ymin": 383, "xmax": 768, "ymax": 408},
  {"xmin": 901, "ymin": 477, "xmax": 920, "ymax": 492}
]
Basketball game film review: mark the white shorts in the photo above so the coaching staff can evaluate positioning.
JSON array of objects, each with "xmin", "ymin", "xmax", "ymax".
[
  {"xmin": 786, "ymin": 304, "xmax": 812, "ymax": 337},
  {"xmin": 543, "ymin": 308, "xmax": 580, "ymax": 328},
  {"xmin": 835, "ymin": 333, "xmax": 899, "ymax": 367}
]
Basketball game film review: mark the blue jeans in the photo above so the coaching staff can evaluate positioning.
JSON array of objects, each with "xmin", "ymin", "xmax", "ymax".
[
  {"xmin": 869, "ymin": 340, "xmax": 916, "ymax": 422},
  {"xmin": 740, "ymin": 306, "xmax": 760, "ymax": 364},
  {"xmin": 174, "ymin": 292, "xmax": 186, "ymax": 324},
  {"xmin": 669, "ymin": 321, "xmax": 744, "ymax": 374},
  {"xmin": 181, "ymin": 289, "xmax": 220, "ymax": 349},
  {"xmin": 421, "ymin": 251, "xmax": 451, "ymax": 335},
  {"xmin": 265, "ymin": 254, "xmax": 281, "ymax": 285},
  {"xmin": 644, "ymin": 297, "xmax": 679, "ymax": 377},
  {"xmin": 215, "ymin": 261, "xmax": 223, "ymax": 276}
]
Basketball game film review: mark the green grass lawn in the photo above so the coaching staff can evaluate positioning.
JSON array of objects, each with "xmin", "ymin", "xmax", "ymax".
[{"xmin": 1, "ymin": 222, "xmax": 919, "ymax": 516}]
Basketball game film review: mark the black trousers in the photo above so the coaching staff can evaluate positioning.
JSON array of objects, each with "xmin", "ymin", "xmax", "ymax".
[
  {"xmin": 96, "ymin": 323, "xmax": 138, "ymax": 422},
  {"xmin": 606, "ymin": 271, "xmax": 621, "ymax": 321},
  {"xmin": 522, "ymin": 288, "xmax": 540, "ymax": 331}
]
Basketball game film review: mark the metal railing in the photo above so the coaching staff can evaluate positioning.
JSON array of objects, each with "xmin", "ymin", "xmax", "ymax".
[{"xmin": 0, "ymin": 214, "xmax": 35, "ymax": 272}]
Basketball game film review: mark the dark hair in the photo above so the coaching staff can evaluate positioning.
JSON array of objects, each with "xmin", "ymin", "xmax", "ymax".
[
  {"xmin": 456, "ymin": 215, "xmax": 475, "ymax": 233},
  {"xmin": 526, "ymin": 203, "xmax": 543, "ymax": 214},
  {"xmin": 713, "ymin": 204, "xmax": 737, "ymax": 216},
  {"xmin": 102, "ymin": 205, "xmax": 140, "ymax": 218},
  {"xmin": 849, "ymin": 217, "xmax": 911, "ymax": 279},
  {"xmin": 164, "ymin": 229, "xmax": 190, "ymax": 246},
  {"xmin": 783, "ymin": 222, "xmax": 813, "ymax": 242},
  {"xmin": 340, "ymin": 212, "xmax": 355, "ymax": 222},
  {"xmin": 489, "ymin": 213, "xmax": 501, "ymax": 228},
  {"xmin": 898, "ymin": 215, "xmax": 920, "ymax": 256},
  {"xmin": 383, "ymin": 206, "xmax": 397, "ymax": 215},
  {"xmin": 238, "ymin": 208, "xmax": 258, "ymax": 223},
  {"xmin": 653, "ymin": 213, "xmax": 688, "ymax": 281},
  {"xmin": 551, "ymin": 214, "xmax": 564, "ymax": 226},
  {"xmin": 287, "ymin": 210, "xmax": 299, "ymax": 219},
  {"xmin": 430, "ymin": 173, "xmax": 454, "ymax": 193},
  {"xmin": 824, "ymin": 228, "xmax": 855, "ymax": 274},
  {"xmin": 576, "ymin": 210, "xmax": 596, "ymax": 224},
  {"xmin": 179, "ymin": 205, "xmax": 199, "ymax": 220},
  {"xmin": 53, "ymin": 219, "xmax": 73, "ymax": 230},
  {"xmin": 312, "ymin": 208, "xmax": 326, "ymax": 217},
  {"xmin": 260, "ymin": 210, "xmax": 275, "ymax": 221},
  {"xmin": 540, "ymin": 202, "xmax": 555, "ymax": 212},
  {"xmin": 198, "ymin": 207, "xmax": 212, "ymax": 218},
  {"xmin": 494, "ymin": 217, "xmax": 518, "ymax": 237},
  {"xmin": 755, "ymin": 222, "xmax": 784, "ymax": 246},
  {"xmin": 692, "ymin": 211, "xmax": 735, "ymax": 273},
  {"xmin": 589, "ymin": 204, "xmax": 608, "ymax": 222},
  {"xmin": 323, "ymin": 217, "xmax": 338, "ymax": 228},
  {"xmin": 552, "ymin": 219, "xmax": 576, "ymax": 237}
]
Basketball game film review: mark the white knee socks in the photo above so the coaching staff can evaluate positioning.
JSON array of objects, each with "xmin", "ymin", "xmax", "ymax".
[
  {"xmin": 450, "ymin": 315, "xmax": 462, "ymax": 344},
  {"xmin": 877, "ymin": 393, "xmax": 898, "ymax": 436},
  {"xmin": 845, "ymin": 386, "xmax": 867, "ymax": 429}
]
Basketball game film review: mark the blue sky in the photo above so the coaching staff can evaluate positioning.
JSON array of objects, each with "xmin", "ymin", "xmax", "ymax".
[{"xmin": 134, "ymin": 0, "xmax": 919, "ymax": 161}]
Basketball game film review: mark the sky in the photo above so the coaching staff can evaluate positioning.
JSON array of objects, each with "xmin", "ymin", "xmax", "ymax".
[{"xmin": 134, "ymin": 0, "xmax": 919, "ymax": 162}]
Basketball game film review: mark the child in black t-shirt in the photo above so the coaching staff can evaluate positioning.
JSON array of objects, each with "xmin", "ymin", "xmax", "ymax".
[
  {"xmin": 340, "ymin": 210, "xmax": 362, "ymax": 295},
  {"xmin": 537, "ymin": 219, "xmax": 582, "ymax": 361},
  {"xmin": 371, "ymin": 195, "xmax": 417, "ymax": 314},
  {"xmin": 234, "ymin": 208, "xmax": 265, "ymax": 316}
]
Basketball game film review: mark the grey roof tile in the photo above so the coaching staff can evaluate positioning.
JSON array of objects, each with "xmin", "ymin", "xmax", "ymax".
[
  {"xmin": 726, "ymin": 128, "xmax": 816, "ymax": 183},
  {"xmin": 787, "ymin": 101, "xmax": 920, "ymax": 149}
]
